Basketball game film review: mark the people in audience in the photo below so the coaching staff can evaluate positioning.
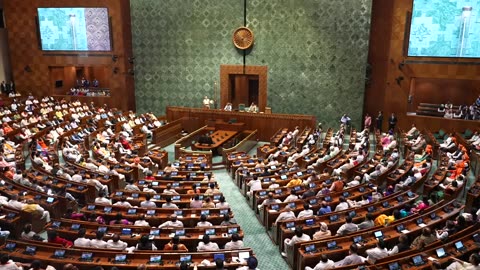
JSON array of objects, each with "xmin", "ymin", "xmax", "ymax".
[
  {"xmin": 225, "ymin": 233, "xmax": 244, "ymax": 249},
  {"xmin": 197, "ymin": 235, "xmax": 219, "ymax": 251},
  {"xmin": 306, "ymin": 254, "xmax": 335, "ymax": 270}
]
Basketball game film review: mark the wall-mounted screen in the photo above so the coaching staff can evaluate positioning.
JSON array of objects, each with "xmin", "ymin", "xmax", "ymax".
[
  {"xmin": 38, "ymin": 7, "xmax": 111, "ymax": 51},
  {"xmin": 408, "ymin": 0, "xmax": 480, "ymax": 58}
]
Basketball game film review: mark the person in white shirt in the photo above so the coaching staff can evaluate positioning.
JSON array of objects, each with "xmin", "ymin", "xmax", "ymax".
[
  {"xmin": 247, "ymin": 176, "xmax": 262, "ymax": 197},
  {"xmin": 306, "ymin": 254, "xmax": 335, "ymax": 270},
  {"xmin": 196, "ymin": 215, "xmax": 213, "ymax": 227},
  {"xmin": 73, "ymin": 228, "xmax": 91, "ymax": 248},
  {"xmin": 336, "ymin": 216, "xmax": 359, "ymax": 236},
  {"xmin": 236, "ymin": 256, "xmax": 259, "ymax": 270},
  {"xmin": 94, "ymin": 193, "xmax": 112, "ymax": 206},
  {"xmin": 106, "ymin": 234, "xmax": 129, "ymax": 250},
  {"xmin": 125, "ymin": 181, "xmax": 141, "ymax": 191},
  {"xmin": 159, "ymin": 215, "xmax": 184, "ymax": 228},
  {"xmin": 284, "ymin": 190, "xmax": 299, "ymax": 203},
  {"xmin": 444, "ymin": 253, "xmax": 480, "ymax": 270},
  {"xmin": 113, "ymin": 197, "xmax": 133, "ymax": 208},
  {"xmin": 215, "ymin": 196, "xmax": 229, "ymax": 209},
  {"xmin": 224, "ymin": 233, "xmax": 244, "ymax": 249},
  {"xmin": 281, "ymin": 226, "xmax": 311, "ymax": 257},
  {"xmin": 334, "ymin": 196, "xmax": 349, "ymax": 212},
  {"xmin": 197, "ymin": 235, "xmax": 219, "ymax": 251},
  {"xmin": 365, "ymin": 239, "xmax": 388, "ymax": 263},
  {"xmin": 346, "ymin": 176, "xmax": 361, "ymax": 188},
  {"xmin": 7, "ymin": 195, "xmax": 26, "ymax": 210},
  {"xmin": 140, "ymin": 194, "xmax": 157, "ymax": 208},
  {"xmin": 89, "ymin": 231, "xmax": 108, "ymax": 249},
  {"xmin": 163, "ymin": 184, "xmax": 179, "ymax": 195},
  {"xmin": 275, "ymin": 206, "xmax": 296, "ymax": 225},
  {"xmin": 134, "ymin": 215, "xmax": 151, "ymax": 227},
  {"xmin": 161, "ymin": 197, "xmax": 179, "ymax": 209},
  {"xmin": 0, "ymin": 254, "xmax": 25, "ymax": 270},
  {"xmin": 297, "ymin": 203, "xmax": 314, "ymax": 219}
]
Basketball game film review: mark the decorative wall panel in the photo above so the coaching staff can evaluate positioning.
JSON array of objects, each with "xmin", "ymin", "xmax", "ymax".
[{"xmin": 131, "ymin": 0, "xmax": 372, "ymax": 128}]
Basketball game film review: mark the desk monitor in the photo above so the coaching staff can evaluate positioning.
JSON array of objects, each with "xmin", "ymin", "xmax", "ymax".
[
  {"xmin": 324, "ymin": 196, "xmax": 332, "ymax": 202},
  {"xmin": 87, "ymin": 205, "xmax": 96, "ymax": 211},
  {"xmin": 309, "ymin": 183, "xmax": 316, "ymax": 188},
  {"xmin": 255, "ymin": 168, "xmax": 262, "ymax": 172},
  {"xmin": 127, "ymin": 208, "xmax": 137, "ymax": 215},
  {"xmin": 455, "ymin": 241, "xmax": 466, "ymax": 251},
  {"xmin": 114, "ymin": 254, "xmax": 127, "ymax": 263},
  {"xmin": 262, "ymin": 178, "xmax": 270, "ymax": 183},
  {"xmin": 325, "ymin": 179, "xmax": 332, "ymax": 185},
  {"xmin": 430, "ymin": 212, "xmax": 438, "ymax": 220},
  {"xmin": 288, "ymin": 202, "xmax": 296, "ymax": 209},
  {"xmin": 175, "ymin": 229, "xmax": 186, "ymax": 236},
  {"xmin": 71, "ymin": 224, "xmax": 81, "ymax": 230},
  {"xmin": 294, "ymin": 186, "xmax": 302, "ymax": 191},
  {"xmin": 132, "ymin": 193, "xmax": 140, "ymax": 199},
  {"xmin": 172, "ymin": 195, "xmax": 181, "ymax": 201},
  {"xmin": 174, "ymin": 210, "xmax": 183, "ymax": 216},
  {"xmin": 98, "ymin": 227, "xmax": 108, "ymax": 233},
  {"xmin": 180, "ymin": 254, "xmax": 192, "ymax": 262},
  {"xmin": 205, "ymin": 228, "xmax": 216, "ymax": 235},
  {"xmin": 326, "ymin": 241, "xmax": 337, "ymax": 250},
  {"xmin": 115, "ymin": 191, "xmax": 123, "ymax": 196},
  {"xmin": 374, "ymin": 231, "xmax": 383, "ymax": 239},
  {"xmin": 228, "ymin": 227, "xmax": 238, "ymax": 234},
  {"xmin": 220, "ymin": 209, "xmax": 229, "ymax": 216},
  {"xmin": 473, "ymin": 233, "xmax": 480, "ymax": 243},
  {"xmin": 34, "ymin": 195, "xmax": 42, "ymax": 200},
  {"xmin": 53, "ymin": 249, "xmax": 66, "ymax": 258},
  {"xmin": 309, "ymin": 199, "xmax": 317, "ymax": 205},
  {"xmin": 153, "ymin": 195, "xmax": 161, "ymax": 200},
  {"xmin": 51, "ymin": 221, "xmax": 61, "ymax": 229},
  {"xmin": 46, "ymin": 197, "xmax": 55, "ymax": 203},
  {"xmin": 275, "ymin": 189, "xmax": 282, "ymax": 194},
  {"xmin": 201, "ymin": 210, "xmax": 210, "ymax": 216},
  {"xmin": 258, "ymin": 191, "xmax": 267, "ymax": 196},
  {"xmin": 412, "ymin": 255, "xmax": 425, "ymax": 266},
  {"xmin": 407, "ymin": 191, "xmax": 414, "ymax": 197},
  {"xmin": 152, "ymin": 181, "xmax": 159, "ymax": 186},
  {"xmin": 198, "ymin": 195, "xmax": 204, "ymax": 200},
  {"xmin": 436, "ymin": 247, "xmax": 447, "ymax": 258},
  {"xmin": 172, "ymin": 182, "xmax": 180, "ymax": 188},
  {"xmin": 353, "ymin": 235, "xmax": 363, "ymax": 244},
  {"xmin": 305, "ymin": 219, "xmax": 314, "ymax": 226},
  {"xmin": 297, "ymin": 171, "xmax": 303, "ymax": 176},
  {"xmin": 271, "ymin": 204, "xmax": 280, "ymax": 211},
  {"xmin": 104, "ymin": 206, "xmax": 112, "ymax": 213},
  {"xmin": 416, "ymin": 218, "xmax": 424, "ymax": 225},
  {"xmin": 396, "ymin": 224, "xmax": 405, "ymax": 233},
  {"xmin": 121, "ymin": 228, "xmax": 132, "ymax": 236},
  {"xmin": 388, "ymin": 262, "xmax": 400, "ymax": 270},
  {"xmin": 270, "ymin": 165, "xmax": 276, "ymax": 170},
  {"xmin": 305, "ymin": 244, "xmax": 316, "ymax": 253},
  {"xmin": 329, "ymin": 215, "xmax": 338, "ymax": 222},
  {"xmin": 397, "ymin": 195, "xmax": 404, "ymax": 202},
  {"xmin": 149, "ymin": 255, "xmax": 162, "ymax": 263},
  {"xmin": 382, "ymin": 201, "xmax": 390, "ymax": 208},
  {"xmin": 280, "ymin": 175, "xmax": 287, "ymax": 180},
  {"xmin": 342, "ymin": 191, "xmax": 350, "ymax": 197},
  {"xmin": 190, "ymin": 172, "xmax": 196, "ymax": 177},
  {"xmin": 146, "ymin": 210, "xmax": 156, "ymax": 216},
  {"xmin": 348, "ymin": 211, "xmax": 356, "ymax": 218},
  {"xmin": 286, "ymin": 222, "xmax": 295, "ymax": 229},
  {"xmin": 138, "ymin": 180, "xmax": 146, "ymax": 185},
  {"xmin": 149, "ymin": 229, "xmax": 160, "ymax": 236},
  {"xmin": 358, "ymin": 187, "xmax": 365, "ymax": 192},
  {"xmin": 81, "ymin": 252, "xmax": 93, "ymax": 261},
  {"xmin": 367, "ymin": 206, "xmax": 376, "ymax": 213},
  {"xmin": 214, "ymin": 195, "xmax": 221, "ymax": 201},
  {"xmin": 24, "ymin": 246, "xmax": 37, "ymax": 255},
  {"xmin": 214, "ymin": 253, "xmax": 225, "ymax": 262},
  {"xmin": 4, "ymin": 242, "xmax": 16, "ymax": 251}
]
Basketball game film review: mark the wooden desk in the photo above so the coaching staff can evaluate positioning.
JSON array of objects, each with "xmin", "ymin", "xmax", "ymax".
[
  {"xmin": 167, "ymin": 106, "xmax": 316, "ymax": 141},
  {"xmin": 195, "ymin": 130, "xmax": 238, "ymax": 151}
]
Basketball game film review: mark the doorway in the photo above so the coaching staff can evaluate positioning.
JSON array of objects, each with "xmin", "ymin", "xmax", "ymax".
[
  {"xmin": 220, "ymin": 65, "xmax": 268, "ymax": 112},
  {"xmin": 228, "ymin": 74, "xmax": 259, "ymax": 109}
]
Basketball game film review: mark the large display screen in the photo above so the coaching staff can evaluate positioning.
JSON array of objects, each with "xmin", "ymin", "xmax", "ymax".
[
  {"xmin": 38, "ymin": 7, "xmax": 111, "ymax": 51},
  {"xmin": 408, "ymin": 0, "xmax": 480, "ymax": 58}
]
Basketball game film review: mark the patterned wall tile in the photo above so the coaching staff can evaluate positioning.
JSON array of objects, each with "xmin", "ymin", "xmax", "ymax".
[{"xmin": 131, "ymin": 0, "xmax": 372, "ymax": 128}]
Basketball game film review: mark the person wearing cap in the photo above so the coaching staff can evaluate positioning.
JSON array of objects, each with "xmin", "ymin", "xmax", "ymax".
[
  {"xmin": 159, "ymin": 214, "xmax": 184, "ymax": 228},
  {"xmin": 313, "ymin": 222, "xmax": 332, "ymax": 240}
]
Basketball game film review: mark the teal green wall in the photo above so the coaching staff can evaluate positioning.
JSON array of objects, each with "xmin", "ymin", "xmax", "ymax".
[{"xmin": 131, "ymin": 0, "xmax": 372, "ymax": 128}]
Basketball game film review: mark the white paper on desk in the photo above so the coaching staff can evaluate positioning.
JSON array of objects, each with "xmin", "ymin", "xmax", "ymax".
[
  {"xmin": 401, "ymin": 229, "xmax": 410, "ymax": 234},
  {"xmin": 126, "ymin": 197, "xmax": 134, "ymax": 200},
  {"xmin": 198, "ymin": 235, "xmax": 204, "ymax": 239},
  {"xmin": 0, "ymin": 215, "xmax": 5, "ymax": 219},
  {"xmin": 427, "ymin": 257, "xmax": 437, "ymax": 262},
  {"xmin": 268, "ymin": 210, "xmax": 277, "ymax": 213},
  {"xmin": 239, "ymin": 251, "xmax": 250, "ymax": 262},
  {"xmin": 168, "ymin": 233, "xmax": 175, "ymax": 238},
  {"xmin": 419, "ymin": 223, "xmax": 427, "ymax": 227},
  {"xmin": 191, "ymin": 214, "xmax": 196, "ymax": 218},
  {"xmin": 232, "ymin": 256, "xmax": 239, "ymax": 263}
]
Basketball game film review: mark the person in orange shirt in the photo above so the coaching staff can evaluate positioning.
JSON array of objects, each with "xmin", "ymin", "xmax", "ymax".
[
  {"xmin": 286, "ymin": 176, "xmax": 303, "ymax": 187},
  {"xmin": 2, "ymin": 122, "xmax": 12, "ymax": 134},
  {"xmin": 163, "ymin": 236, "xmax": 188, "ymax": 251}
]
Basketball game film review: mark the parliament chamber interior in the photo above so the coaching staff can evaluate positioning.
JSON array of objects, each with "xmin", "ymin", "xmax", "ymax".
[{"xmin": 0, "ymin": 0, "xmax": 479, "ymax": 269}]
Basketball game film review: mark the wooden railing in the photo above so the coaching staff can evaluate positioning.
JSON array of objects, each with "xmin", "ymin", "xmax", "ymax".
[{"xmin": 221, "ymin": 130, "xmax": 258, "ymax": 164}]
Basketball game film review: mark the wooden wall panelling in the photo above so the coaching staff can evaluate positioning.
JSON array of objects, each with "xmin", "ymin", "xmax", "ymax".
[{"xmin": 3, "ymin": 0, "xmax": 134, "ymax": 111}]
